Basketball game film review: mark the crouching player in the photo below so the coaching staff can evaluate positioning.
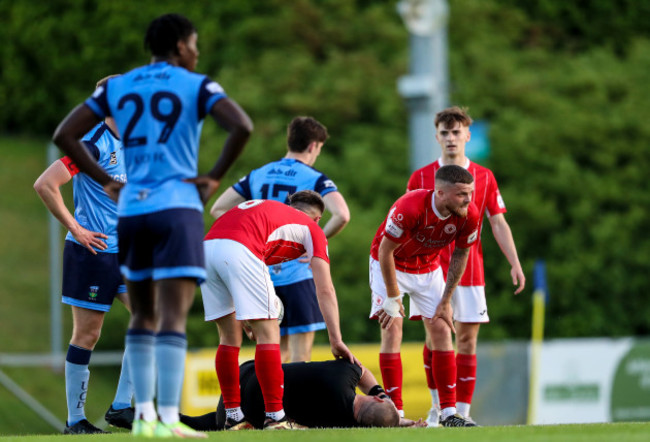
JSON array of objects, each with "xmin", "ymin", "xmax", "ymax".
[{"xmin": 201, "ymin": 190, "xmax": 358, "ymax": 430}]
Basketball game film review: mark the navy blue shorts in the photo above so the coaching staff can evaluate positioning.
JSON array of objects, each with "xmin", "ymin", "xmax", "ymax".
[
  {"xmin": 275, "ymin": 278, "xmax": 326, "ymax": 337},
  {"xmin": 62, "ymin": 241, "xmax": 126, "ymax": 312},
  {"xmin": 118, "ymin": 208, "xmax": 206, "ymax": 283}
]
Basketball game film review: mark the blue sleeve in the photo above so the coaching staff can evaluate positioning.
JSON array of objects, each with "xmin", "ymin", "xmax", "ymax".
[
  {"xmin": 84, "ymin": 82, "xmax": 111, "ymax": 119},
  {"xmin": 232, "ymin": 174, "xmax": 252, "ymax": 200},
  {"xmin": 314, "ymin": 174, "xmax": 338, "ymax": 197},
  {"xmin": 197, "ymin": 77, "xmax": 228, "ymax": 120}
]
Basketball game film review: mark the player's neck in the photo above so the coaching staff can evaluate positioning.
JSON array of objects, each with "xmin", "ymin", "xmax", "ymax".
[
  {"xmin": 150, "ymin": 56, "xmax": 179, "ymax": 66},
  {"xmin": 440, "ymin": 153, "xmax": 468, "ymax": 167},
  {"xmin": 285, "ymin": 151, "xmax": 314, "ymax": 166}
]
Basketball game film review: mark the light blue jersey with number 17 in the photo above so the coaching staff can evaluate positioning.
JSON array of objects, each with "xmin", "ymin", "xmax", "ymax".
[{"xmin": 84, "ymin": 61, "xmax": 227, "ymax": 217}]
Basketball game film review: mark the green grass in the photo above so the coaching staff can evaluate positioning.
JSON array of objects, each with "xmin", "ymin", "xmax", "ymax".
[{"xmin": 0, "ymin": 422, "xmax": 649, "ymax": 441}]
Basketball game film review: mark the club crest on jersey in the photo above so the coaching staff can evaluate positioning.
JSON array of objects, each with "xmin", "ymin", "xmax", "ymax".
[
  {"xmin": 88, "ymin": 286, "xmax": 99, "ymax": 299},
  {"xmin": 444, "ymin": 224, "xmax": 457, "ymax": 235},
  {"xmin": 109, "ymin": 152, "xmax": 118, "ymax": 165}
]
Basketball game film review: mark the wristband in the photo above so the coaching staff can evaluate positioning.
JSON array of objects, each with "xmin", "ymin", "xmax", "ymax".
[
  {"xmin": 382, "ymin": 296, "xmax": 402, "ymax": 317},
  {"xmin": 368, "ymin": 385, "xmax": 385, "ymax": 396}
]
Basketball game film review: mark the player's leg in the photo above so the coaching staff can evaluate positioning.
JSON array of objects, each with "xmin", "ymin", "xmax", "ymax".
[
  {"xmin": 369, "ymin": 257, "xmax": 405, "ymax": 417},
  {"xmin": 105, "ymin": 289, "xmax": 135, "ymax": 429},
  {"xmin": 422, "ymin": 328, "xmax": 440, "ymax": 427},
  {"xmin": 455, "ymin": 322, "xmax": 480, "ymax": 419},
  {"xmin": 412, "ymin": 267, "xmax": 474, "ymax": 427},
  {"xmin": 451, "ymin": 285, "xmax": 488, "ymax": 422},
  {"xmin": 288, "ymin": 331, "xmax": 315, "ymax": 362},
  {"xmin": 65, "ymin": 306, "xmax": 106, "ymax": 432},
  {"xmin": 214, "ymin": 313, "xmax": 247, "ymax": 429},
  {"xmin": 275, "ymin": 279, "xmax": 325, "ymax": 363},
  {"xmin": 247, "ymin": 319, "xmax": 288, "ymax": 428},
  {"xmin": 61, "ymin": 241, "xmax": 118, "ymax": 434}
]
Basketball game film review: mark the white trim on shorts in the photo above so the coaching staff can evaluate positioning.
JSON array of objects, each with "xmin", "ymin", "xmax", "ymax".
[
  {"xmin": 451, "ymin": 285, "xmax": 489, "ymax": 323},
  {"xmin": 201, "ymin": 239, "xmax": 282, "ymax": 321},
  {"xmin": 368, "ymin": 257, "xmax": 445, "ymax": 320}
]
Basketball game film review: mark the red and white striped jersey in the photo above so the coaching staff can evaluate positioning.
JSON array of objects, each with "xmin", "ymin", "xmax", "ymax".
[
  {"xmin": 407, "ymin": 158, "xmax": 506, "ymax": 285},
  {"xmin": 205, "ymin": 199, "xmax": 329, "ymax": 265},
  {"xmin": 370, "ymin": 189, "xmax": 480, "ymax": 274}
]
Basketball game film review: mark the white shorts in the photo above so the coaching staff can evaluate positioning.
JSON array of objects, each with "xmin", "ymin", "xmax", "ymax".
[
  {"xmin": 451, "ymin": 285, "xmax": 489, "ymax": 323},
  {"xmin": 201, "ymin": 239, "xmax": 283, "ymax": 321},
  {"xmin": 368, "ymin": 257, "xmax": 445, "ymax": 320}
]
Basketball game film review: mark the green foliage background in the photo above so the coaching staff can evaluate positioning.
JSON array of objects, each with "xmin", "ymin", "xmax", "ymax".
[{"xmin": 1, "ymin": 0, "xmax": 649, "ymax": 349}]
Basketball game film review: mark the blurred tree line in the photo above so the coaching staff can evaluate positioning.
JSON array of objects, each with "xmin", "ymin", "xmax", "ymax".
[{"xmin": 2, "ymin": 0, "xmax": 649, "ymax": 346}]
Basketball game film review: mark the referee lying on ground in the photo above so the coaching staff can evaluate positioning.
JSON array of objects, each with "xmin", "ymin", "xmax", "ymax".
[{"xmin": 181, "ymin": 359, "xmax": 425, "ymax": 429}]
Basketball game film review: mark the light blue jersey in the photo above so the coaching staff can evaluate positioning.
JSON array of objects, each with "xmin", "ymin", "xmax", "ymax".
[
  {"xmin": 84, "ymin": 62, "xmax": 227, "ymax": 216},
  {"xmin": 64, "ymin": 122, "xmax": 125, "ymax": 253},
  {"xmin": 233, "ymin": 158, "xmax": 338, "ymax": 286}
]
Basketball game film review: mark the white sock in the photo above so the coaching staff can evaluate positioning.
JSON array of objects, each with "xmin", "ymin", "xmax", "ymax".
[
  {"xmin": 135, "ymin": 401, "xmax": 157, "ymax": 422},
  {"xmin": 226, "ymin": 407, "xmax": 245, "ymax": 422},
  {"xmin": 441, "ymin": 406, "xmax": 457, "ymax": 420},
  {"xmin": 457, "ymin": 402, "xmax": 471, "ymax": 417},
  {"xmin": 158, "ymin": 405, "xmax": 179, "ymax": 424},
  {"xmin": 430, "ymin": 389, "xmax": 440, "ymax": 409},
  {"xmin": 266, "ymin": 409, "xmax": 286, "ymax": 421},
  {"xmin": 398, "ymin": 409, "xmax": 405, "ymax": 418}
]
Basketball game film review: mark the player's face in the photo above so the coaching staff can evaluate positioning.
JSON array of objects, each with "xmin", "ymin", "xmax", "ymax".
[
  {"xmin": 443, "ymin": 182, "xmax": 474, "ymax": 217},
  {"xmin": 178, "ymin": 32, "xmax": 199, "ymax": 71},
  {"xmin": 435, "ymin": 122, "xmax": 470, "ymax": 157}
]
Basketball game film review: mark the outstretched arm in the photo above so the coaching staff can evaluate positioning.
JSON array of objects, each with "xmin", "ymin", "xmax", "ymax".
[
  {"xmin": 311, "ymin": 257, "xmax": 358, "ymax": 365},
  {"xmin": 33, "ymin": 160, "xmax": 108, "ymax": 254},
  {"xmin": 489, "ymin": 213, "xmax": 526, "ymax": 294},
  {"xmin": 322, "ymin": 191, "xmax": 350, "ymax": 238}
]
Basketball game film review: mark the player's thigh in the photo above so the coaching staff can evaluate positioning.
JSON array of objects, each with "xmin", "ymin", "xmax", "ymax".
[
  {"xmin": 405, "ymin": 267, "xmax": 446, "ymax": 320},
  {"xmin": 62, "ymin": 241, "xmax": 123, "ymax": 314},
  {"xmin": 208, "ymin": 239, "xmax": 282, "ymax": 321},
  {"xmin": 451, "ymin": 285, "xmax": 489, "ymax": 323},
  {"xmin": 202, "ymin": 239, "xmax": 236, "ymax": 322}
]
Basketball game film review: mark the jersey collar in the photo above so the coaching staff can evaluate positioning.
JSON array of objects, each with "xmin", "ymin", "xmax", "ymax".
[{"xmin": 438, "ymin": 157, "xmax": 470, "ymax": 169}]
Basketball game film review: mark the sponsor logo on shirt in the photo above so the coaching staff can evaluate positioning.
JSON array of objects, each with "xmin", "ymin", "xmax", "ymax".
[
  {"xmin": 467, "ymin": 229, "xmax": 478, "ymax": 244},
  {"xmin": 385, "ymin": 219, "xmax": 404, "ymax": 238},
  {"xmin": 92, "ymin": 86, "xmax": 104, "ymax": 98},
  {"xmin": 323, "ymin": 179, "xmax": 335, "ymax": 188}
]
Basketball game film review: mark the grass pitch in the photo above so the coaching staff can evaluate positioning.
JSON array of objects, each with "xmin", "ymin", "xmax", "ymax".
[{"xmin": 1, "ymin": 422, "xmax": 649, "ymax": 442}]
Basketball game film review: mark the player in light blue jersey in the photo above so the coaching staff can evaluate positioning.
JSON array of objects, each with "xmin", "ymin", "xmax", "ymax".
[
  {"xmin": 210, "ymin": 116, "xmax": 350, "ymax": 363},
  {"xmin": 35, "ymin": 77, "xmax": 133, "ymax": 434},
  {"xmin": 53, "ymin": 13, "xmax": 253, "ymax": 438}
]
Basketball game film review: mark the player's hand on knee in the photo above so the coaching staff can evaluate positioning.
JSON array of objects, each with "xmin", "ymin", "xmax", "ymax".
[
  {"xmin": 430, "ymin": 302, "xmax": 456, "ymax": 334},
  {"xmin": 378, "ymin": 296, "xmax": 404, "ymax": 329}
]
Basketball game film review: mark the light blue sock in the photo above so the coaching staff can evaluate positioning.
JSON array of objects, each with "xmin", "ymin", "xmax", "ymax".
[
  {"xmin": 155, "ymin": 332, "xmax": 187, "ymax": 408},
  {"xmin": 111, "ymin": 349, "xmax": 134, "ymax": 410},
  {"xmin": 65, "ymin": 345, "xmax": 92, "ymax": 426},
  {"xmin": 125, "ymin": 329, "xmax": 156, "ymax": 407}
]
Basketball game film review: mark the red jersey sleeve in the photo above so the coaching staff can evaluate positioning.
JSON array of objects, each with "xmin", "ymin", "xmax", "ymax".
[
  {"xmin": 454, "ymin": 203, "xmax": 481, "ymax": 249},
  {"xmin": 59, "ymin": 156, "xmax": 80, "ymax": 177},
  {"xmin": 383, "ymin": 192, "xmax": 421, "ymax": 244},
  {"xmin": 485, "ymin": 169, "xmax": 507, "ymax": 217},
  {"xmin": 309, "ymin": 223, "xmax": 330, "ymax": 263}
]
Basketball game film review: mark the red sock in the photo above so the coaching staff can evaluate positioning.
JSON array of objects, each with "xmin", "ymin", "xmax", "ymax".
[
  {"xmin": 423, "ymin": 345, "xmax": 436, "ymax": 390},
  {"xmin": 456, "ymin": 353, "xmax": 477, "ymax": 404},
  {"xmin": 379, "ymin": 353, "xmax": 403, "ymax": 411},
  {"xmin": 432, "ymin": 350, "xmax": 456, "ymax": 410},
  {"xmin": 215, "ymin": 345, "xmax": 240, "ymax": 409},
  {"xmin": 255, "ymin": 344, "xmax": 284, "ymax": 413}
]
